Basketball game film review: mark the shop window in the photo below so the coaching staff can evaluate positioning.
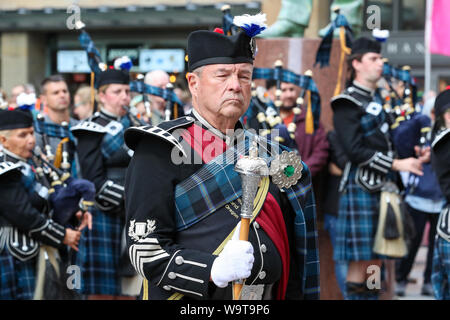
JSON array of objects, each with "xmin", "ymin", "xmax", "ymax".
[{"xmin": 400, "ymin": 0, "xmax": 426, "ymax": 31}]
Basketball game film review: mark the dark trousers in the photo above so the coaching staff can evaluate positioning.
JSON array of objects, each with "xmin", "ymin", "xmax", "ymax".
[{"xmin": 395, "ymin": 204, "xmax": 439, "ymax": 284}]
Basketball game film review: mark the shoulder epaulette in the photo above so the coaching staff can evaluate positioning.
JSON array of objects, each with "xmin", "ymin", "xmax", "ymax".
[
  {"xmin": 124, "ymin": 116, "xmax": 195, "ymax": 156},
  {"xmin": 331, "ymin": 93, "xmax": 364, "ymax": 108},
  {"xmin": 432, "ymin": 128, "xmax": 450, "ymax": 150},
  {"xmin": 0, "ymin": 161, "xmax": 21, "ymax": 177},
  {"xmin": 70, "ymin": 120, "xmax": 107, "ymax": 134}
]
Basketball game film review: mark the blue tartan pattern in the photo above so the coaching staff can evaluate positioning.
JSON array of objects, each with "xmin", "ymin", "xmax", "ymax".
[
  {"xmin": 33, "ymin": 118, "xmax": 75, "ymax": 141},
  {"xmin": 252, "ymin": 68, "xmax": 321, "ymax": 132},
  {"xmin": 101, "ymin": 115, "xmax": 131, "ymax": 159},
  {"xmin": 222, "ymin": 11, "xmax": 237, "ymax": 35},
  {"xmin": 174, "ymin": 132, "xmax": 320, "ymax": 299},
  {"xmin": 315, "ymin": 13, "xmax": 353, "ymax": 68},
  {"xmin": 75, "ymin": 208, "xmax": 123, "ymax": 295},
  {"xmin": 360, "ymin": 108, "xmax": 387, "ymax": 138},
  {"xmin": 0, "ymin": 249, "xmax": 36, "ymax": 300},
  {"xmin": 334, "ymin": 168, "xmax": 381, "ymax": 262},
  {"xmin": 79, "ymin": 30, "xmax": 103, "ymax": 84},
  {"xmin": 431, "ymin": 236, "xmax": 450, "ymax": 300},
  {"xmin": 175, "ymin": 164, "xmax": 242, "ymax": 231},
  {"xmin": 129, "ymin": 81, "xmax": 184, "ymax": 106}
]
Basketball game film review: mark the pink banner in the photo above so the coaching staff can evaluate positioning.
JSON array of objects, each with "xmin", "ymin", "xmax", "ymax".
[{"xmin": 431, "ymin": 0, "xmax": 450, "ymax": 56}]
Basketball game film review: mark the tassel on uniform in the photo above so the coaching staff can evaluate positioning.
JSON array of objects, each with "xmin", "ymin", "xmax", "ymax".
[
  {"xmin": 334, "ymin": 26, "xmax": 352, "ymax": 97},
  {"xmin": 305, "ymin": 90, "xmax": 314, "ymax": 135},
  {"xmin": 53, "ymin": 137, "xmax": 69, "ymax": 169},
  {"xmin": 90, "ymin": 71, "xmax": 96, "ymax": 111}
]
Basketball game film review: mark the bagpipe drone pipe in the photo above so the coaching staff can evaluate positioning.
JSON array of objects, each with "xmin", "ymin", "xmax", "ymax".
[
  {"xmin": 75, "ymin": 20, "xmax": 184, "ymax": 121},
  {"xmin": 33, "ymin": 146, "xmax": 95, "ymax": 228},
  {"xmin": 382, "ymin": 62, "xmax": 432, "ymax": 193},
  {"xmin": 251, "ymin": 61, "xmax": 321, "ymax": 150}
]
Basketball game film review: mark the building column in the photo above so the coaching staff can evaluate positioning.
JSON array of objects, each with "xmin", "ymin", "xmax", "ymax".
[{"xmin": 1, "ymin": 32, "xmax": 46, "ymax": 95}]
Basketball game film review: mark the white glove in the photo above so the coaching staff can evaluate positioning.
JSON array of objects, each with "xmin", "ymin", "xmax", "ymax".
[{"xmin": 210, "ymin": 222, "xmax": 255, "ymax": 288}]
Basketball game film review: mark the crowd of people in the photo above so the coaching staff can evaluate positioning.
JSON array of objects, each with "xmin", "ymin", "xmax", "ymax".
[{"xmin": 0, "ymin": 11, "xmax": 449, "ymax": 302}]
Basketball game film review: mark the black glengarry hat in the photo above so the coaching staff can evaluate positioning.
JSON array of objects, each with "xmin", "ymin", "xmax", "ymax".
[
  {"xmin": 188, "ymin": 31, "xmax": 254, "ymax": 72},
  {"xmin": 351, "ymin": 37, "xmax": 382, "ymax": 55},
  {"xmin": 0, "ymin": 109, "xmax": 33, "ymax": 130},
  {"xmin": 96, "ymin": 69, "xmax": 130, "ymax": 89},
  {"xmin": 187, "ymin": 13, "xmax": 267, "ymax": 72}
]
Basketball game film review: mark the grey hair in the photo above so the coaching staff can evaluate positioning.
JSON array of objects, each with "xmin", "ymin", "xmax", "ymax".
[
  {"xmin": 0, "ymin": 129, "xmax": 12, "ymax": 139},
  {"xmin": 192, "ymin": 66, "xmax": 205, "ymax": 77}
]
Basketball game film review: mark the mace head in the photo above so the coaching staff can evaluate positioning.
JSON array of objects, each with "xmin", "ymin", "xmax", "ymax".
[{"xmin": 235, "ymin": 138, "xmax": 269, "ymax": 176}]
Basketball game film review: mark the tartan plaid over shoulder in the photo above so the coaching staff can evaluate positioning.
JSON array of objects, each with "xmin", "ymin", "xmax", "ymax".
[{"xmin": 174, "ymin": 131, "xmax": 320, "ymax": 299}]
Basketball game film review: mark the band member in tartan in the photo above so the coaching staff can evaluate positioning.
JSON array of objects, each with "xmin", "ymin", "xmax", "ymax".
[
  {"xmin": 331, "ymin": 37, "xmax": 427, "ymax": 300},
  {"xmin": 430, "ymin": 90, "xmax": 450, "ymax": 300},
  {"xmin": 266, "ymin": 77, "xmax": 329, "ymax": 178},
  {"xmin": 0, "ymin": 109, "xmax": 83, "ymax": 299},
  {"xmin": 71, "ymin": 61, "xmax": 144, "ymax": 299},
  {"xmin": 123, "ymin": 19, "xmax": 320, "ymax": 300},
  {"xmin": 36, "ymin": 75, "xmax": 80, "ymax": 177}
]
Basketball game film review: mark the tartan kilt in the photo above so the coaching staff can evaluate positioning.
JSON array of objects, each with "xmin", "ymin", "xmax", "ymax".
[
  {"xmin": 75, "ymin": 208, "xmax": 124, "ymax": 295},
  {"xmin": 334, "ymin": 169, "xmax": 381, "ymax": 262},
  {"xmin": 0, "ymin": 248, "xmax": 36, "ymax": 300},
  {"xmin": 431, "ymin": 236, "xmax": 450, "ymax": 300}
]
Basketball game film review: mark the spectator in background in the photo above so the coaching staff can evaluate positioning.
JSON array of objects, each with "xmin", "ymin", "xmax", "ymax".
[
  {"xmin": 394, "ymin": 109, "xmax": 445, "ymax": 297},
  {"xmin": 144, "ymin": 70, "xmax": 170, "ymax": 125},
  {"xmin": 266, "ymin": 80, "xmax": 329, "ymax": 178},
  {"xmin": 73, "ymin": 86, "xmax": 94, "ymax": 120},
  {"xmin": 24, "ymin": 83, "xmax": 36, "ymax": 94},
  {"xmin": 36, "ymin": 75, "xmax": 80, "ymax": 177},
  {"xmin": 8, "ymin": 84, "xmax": 25, "ymax": 109},
  {"xmin": 174, "ymin": 87, "xmax": 193, "ymax": 115},
  {"xmin": 422, "ymin": 91, "xmax": 437, "ymax": 119},
  {"xmin": 0, "ymin": 89, "xmax": 8, "ymax": 109}
]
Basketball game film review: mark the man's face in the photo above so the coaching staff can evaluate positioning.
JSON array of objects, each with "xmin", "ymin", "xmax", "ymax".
[
  {"xmin": 280, "ymin": 82, "xmax": 300, "ymax": 108},
  {"xmin": 0, "ymin": 127, "xmax": 36, "ymax": 159},
  {"xmin": 188, "ymin": 63, "xmax": 253, "ymax": 121},
  {"xmin": 41, "ymin": 81, "xmax": 70, "ymax": 112},
  {"xmin": 99, "ymin": 84, "xmax": 130, "ymax": 117},
  {"xmin": 354, "ymin": 52, "xmax": 384, "ymax": 84}
]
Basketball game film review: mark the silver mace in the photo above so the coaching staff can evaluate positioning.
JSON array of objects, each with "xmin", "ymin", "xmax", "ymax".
[{"xmin": 233, "ymin": 138, "xmax": 269, "ymax": 300}]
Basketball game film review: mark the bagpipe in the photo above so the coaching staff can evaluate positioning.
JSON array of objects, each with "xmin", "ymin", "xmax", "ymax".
[
  {"xmin": 14, "ymin": 91, "xmax": 78, "ymax": 178},
  {"xmin": 251, "ymin": 61, "xmax": 321, "ymax": 148},
  {"xmin": 129, "ymin": 77, "xmax": 184, "ymax": 121},
  {"xmin": 315, "ymin": 6, "xmax": 353, "ymax": 97},
  {"xmin": 381, "ymin": 61, "xmax": 430, "ymax": 154},
  {"xmin": 75, "ymin": 20, "xmax": 184, "ymax": 122},
  {"xmin": 32, "ymin": 146, "xmax": 95, "ymax": 228},
  {"xmin": 221, "ymin": 4, "xmax": 239, "ymax": 36},
  {"xmin": 381, "ymin": 62, "xmax": 432, "ymax": 192}
]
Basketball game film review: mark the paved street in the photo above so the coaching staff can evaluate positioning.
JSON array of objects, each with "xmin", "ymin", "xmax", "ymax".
[{"xmin": 396, "ymin": 246, "xmax": 435, "ymax": 300}]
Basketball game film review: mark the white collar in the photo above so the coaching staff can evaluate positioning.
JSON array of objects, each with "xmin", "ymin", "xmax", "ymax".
[
  {"xmin": 191, "ymin": 109, "xmax": 243, "ymax": 146},
  {"xmin": 353, "ymin": 81, "xmax": 376, "ymax": 96},
  {"xmin": 2, "ymin": 148, "xmax": 28, "ymax": 163}
]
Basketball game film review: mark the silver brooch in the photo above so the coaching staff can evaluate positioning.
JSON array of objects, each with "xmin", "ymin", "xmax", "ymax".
[{"xmin": 269, "ymin": 151, "xmax": 303, "ymax": 189}]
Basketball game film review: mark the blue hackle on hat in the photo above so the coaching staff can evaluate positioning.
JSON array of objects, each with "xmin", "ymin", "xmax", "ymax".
[
  {"xmin": 233, "ymin": 13, "xmax": 267, "ymax": 38},
  {"xmin": 16, "ymin": 93, "xmax": 36, "ymax": 111},
  {"xmin": 372, "ymin": 28, "xmax": 390, "ymax": 43},
  {"xmin": 114, "ymin": 56, "xmax": 133, "ymax": 71}
]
